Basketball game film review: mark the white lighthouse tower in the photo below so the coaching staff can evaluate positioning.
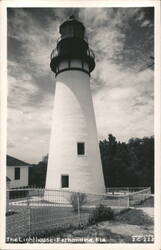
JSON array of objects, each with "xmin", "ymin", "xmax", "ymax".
[{"xmin": 45, "ymin": 16, "xmax": 105, "ymax": 194}]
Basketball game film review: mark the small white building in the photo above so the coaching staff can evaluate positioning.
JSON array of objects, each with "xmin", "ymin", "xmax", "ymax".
[{"xmin": 7, "ymin": 155, "xmax": 30, "ymax": 188}]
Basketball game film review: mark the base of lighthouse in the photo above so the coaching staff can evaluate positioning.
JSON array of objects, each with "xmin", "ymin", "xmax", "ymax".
[{"xmin": 45, "ymin": 70, "xmax": 105, "ymax": 198}]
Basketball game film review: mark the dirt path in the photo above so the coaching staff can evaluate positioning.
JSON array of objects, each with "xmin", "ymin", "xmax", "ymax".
[
  {"xmin": 106, "ymin": 197, "xmax": 154, "ymax": 242},
  {"xmin": 96, "ymin": 208, "xmax": 154, "ymax": 242},
  {"xmin": 135, "ymin": 196, "xmax": 154, "ymax": 219},
  {"xmin": 136, "ymin": 207, "xmax": 154, "ymax": 219}
]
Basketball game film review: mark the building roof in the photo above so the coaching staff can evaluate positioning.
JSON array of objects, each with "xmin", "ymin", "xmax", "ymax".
[{"xmin": 7, "ymin": 155, "xmax": 31, "ymax": 167}]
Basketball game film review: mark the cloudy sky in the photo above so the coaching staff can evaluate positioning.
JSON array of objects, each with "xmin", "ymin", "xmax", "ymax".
[{"xmin": 7, "ymin": 7, "xmax": 154, "ymax": 163}]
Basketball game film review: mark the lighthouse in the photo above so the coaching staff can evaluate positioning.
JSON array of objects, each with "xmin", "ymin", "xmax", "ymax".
[{"xmin": 45, "ymin": 15, "xmax": 105, "ymax": 194}]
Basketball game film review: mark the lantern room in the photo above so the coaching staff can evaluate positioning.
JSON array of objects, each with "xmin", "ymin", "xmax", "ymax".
[{"xmin": 50, "ymin": 15, "xmax": 95, "ymax": 76}]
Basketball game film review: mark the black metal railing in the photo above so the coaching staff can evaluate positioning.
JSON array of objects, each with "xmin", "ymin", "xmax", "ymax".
[{"xmin": 50, "ymin": 47, "xmax": 95, "ymax": 61}]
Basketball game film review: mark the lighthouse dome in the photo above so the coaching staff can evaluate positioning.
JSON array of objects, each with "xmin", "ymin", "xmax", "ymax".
[{"xmin": 59, "ymin": 15, "xmax": 86, "ymax": 41}]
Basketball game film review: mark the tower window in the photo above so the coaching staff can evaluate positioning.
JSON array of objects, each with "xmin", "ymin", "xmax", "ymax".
[
  {"xmin": 15, "ymin": 167, "xmax": 20, "ymax": 180},
  {"xmin": 77, "ymin": 142, "xmax": 85, "ymax": 155},
  {"xmin": 61, "ymin": 175, "xmax": 69, "ymax": 188}
]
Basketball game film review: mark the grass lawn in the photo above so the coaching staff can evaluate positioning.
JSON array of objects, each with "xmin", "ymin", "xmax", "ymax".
[{"xmin": 6, "ymin": 204, "xmax": 90, "ymax": 240}]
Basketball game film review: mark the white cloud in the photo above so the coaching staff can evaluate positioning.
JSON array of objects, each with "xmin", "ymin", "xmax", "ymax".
[
  {"xmin": 140, "ymin": 20, "xmax": 150, "ymax": 27},
  {"xmin": 7, "ymin": 62, "xmax": 39, "ymax": 109},
  {"xmin": 135, "ymin": 11, "xmax": 144, "ymax": 22},
  {"xmin": 8, "ymin": 9, "xmax": 59, "ymax": 74},
  {"xmin": 7, "ymin": 60, "xmax": 54, "ymax": 162},
  {"xmin": 93, "ymin": 67, "xmax": 154, "ymax": 142},
  {"xmin": 7, "ymin": 98, "xmax": 53, "ymax": 163}
]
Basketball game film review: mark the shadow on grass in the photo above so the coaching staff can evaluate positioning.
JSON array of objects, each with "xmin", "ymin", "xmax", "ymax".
[
  {"xmin": 135, "ymin": 196, "xmax": 154, "ymax": 208},
  {"xmin": 116, "ymin": 208, "xmax": 153, "ymax": 226}
]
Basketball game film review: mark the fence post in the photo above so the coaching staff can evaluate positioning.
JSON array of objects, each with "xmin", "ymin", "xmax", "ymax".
[
  {"xmin": 77, "ymin": 193, "xmax": 81, "ymax": 224},
  {"xmin": 127, "ymin": 195, "xmax": 130, "ymax": 208},
  {"xmin": 27, "ymin": 189, "xmax": 31, "ymax": 238}
]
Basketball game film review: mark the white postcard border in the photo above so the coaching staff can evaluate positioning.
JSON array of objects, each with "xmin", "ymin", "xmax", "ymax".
[{"xmin": 0, "ymin": 1, "xmax": 160, "ymax": 250}]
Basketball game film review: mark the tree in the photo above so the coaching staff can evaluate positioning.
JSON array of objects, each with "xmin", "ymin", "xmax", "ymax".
[
  {"xmin": 29, "ymin": 155, "xmax": 48, "ymax": 187},
  {"xmin": 99, "ymin": 134, "xmax": 154, "ymax": 192}
]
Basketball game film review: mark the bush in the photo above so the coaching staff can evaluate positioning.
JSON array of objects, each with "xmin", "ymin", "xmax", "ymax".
[
  {"xmin": 9, "ymin": 190, "xmax": 29, "ymax": 199},
  {"xmin": 88, "ymin": 204, "xmax": 114, "ymax": 224},
  {"xmin": 69, "ymin": 192, "xmax": 87, "ymax": 212}
]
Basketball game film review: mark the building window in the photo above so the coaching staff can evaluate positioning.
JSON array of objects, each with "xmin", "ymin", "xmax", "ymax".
[
  {"xmin": 15, "ymin": 167, "xmax": 20, "ymax": 180},
  {"xmin": 77, "ymin": 142, "xmax": 85, "ymax": 155},
  {"xmin": 61, "ymin": 175, "xmax": 69, "ymax": 188}
]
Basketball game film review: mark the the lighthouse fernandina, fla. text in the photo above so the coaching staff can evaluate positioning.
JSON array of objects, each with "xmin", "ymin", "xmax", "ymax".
[{"xmin": 45, "ymin": 15, "xmax": 105, "ymax": 194}]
